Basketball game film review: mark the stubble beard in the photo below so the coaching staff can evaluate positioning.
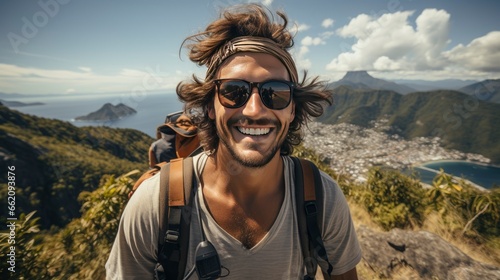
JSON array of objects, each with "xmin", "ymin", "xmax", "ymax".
[{"xmin": 217, "ymin": 117, "xmax": 287, "ymax": 168}]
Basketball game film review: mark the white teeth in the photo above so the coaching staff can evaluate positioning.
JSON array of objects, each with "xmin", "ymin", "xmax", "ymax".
[{"xmin": 237, "ymin": 127, "xmax": 271, "ymax": 136}]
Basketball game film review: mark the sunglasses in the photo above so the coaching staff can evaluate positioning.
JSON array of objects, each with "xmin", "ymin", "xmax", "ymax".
[
  {"xmin": 164, "ymin": 111, "xmax": 183, "ymax": 123},
  {"xmin": 213, "ymin": 79, "xmax": 295, "ymax": 110}
]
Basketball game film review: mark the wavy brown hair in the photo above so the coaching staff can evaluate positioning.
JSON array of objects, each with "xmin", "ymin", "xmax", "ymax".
[{"xmin": 176, "ymin": 4, "xmax": 332, "ymax": 155}]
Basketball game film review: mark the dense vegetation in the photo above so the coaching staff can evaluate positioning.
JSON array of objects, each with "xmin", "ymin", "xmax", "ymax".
[
  {"xmin": 0, "ymin": 171, "xmax": 137, "ymax": 279},
  {"xmin": 318, "ymin": 86, "xmax": 500, "ymax": 163},
  {"xmin": 0, "ymin": 105, "xmax": 151, "ymax": 228}
]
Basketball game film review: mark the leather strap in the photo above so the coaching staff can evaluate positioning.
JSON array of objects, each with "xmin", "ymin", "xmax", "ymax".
[
  {"xmin": 300, "ymin": 158, "xmax": 316, "ymax": 202},
  {"xmin": 158, "ymin": 158, "xmax": 195, "ymax": 280},
  {"xmin": 169, "ymin": 158, "xmax": 185, "ymax": 206}
]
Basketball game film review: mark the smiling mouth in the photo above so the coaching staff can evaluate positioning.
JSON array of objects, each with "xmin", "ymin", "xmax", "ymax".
[{"xmin": 237, "ymin": 127, "xmax": 271, "ymax": 136}]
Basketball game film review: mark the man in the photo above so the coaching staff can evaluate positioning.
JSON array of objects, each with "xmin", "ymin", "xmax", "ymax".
[
  {"xmin": 106, "ymin": 4, "xmax": 361, "ymax": 279},
  {"xmin": 148, "ymin": 131, "xmax": 175, "ymax": 168},
  {"xmin": 148, "ymin": 112, "xmax": 199, "ymax": 168}
]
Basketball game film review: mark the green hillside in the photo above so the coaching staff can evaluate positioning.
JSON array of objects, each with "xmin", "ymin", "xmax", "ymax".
[
  {"xmin": 0, "ymin": 105, "xmax": 152, "ymax": 228},
  {"xmin": 318, "ymin": 86, "xmax": 500, "ymax": 163}
]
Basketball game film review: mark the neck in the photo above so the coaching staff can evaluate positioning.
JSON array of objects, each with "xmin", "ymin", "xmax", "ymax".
[{"xmin": 202, "ymin": 151, "xmax": 284, "ymax": 201}]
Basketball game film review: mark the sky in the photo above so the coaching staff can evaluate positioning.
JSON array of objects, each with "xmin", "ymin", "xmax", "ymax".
[{"xmin": 0, "ymin": 0, "xmax": 499, "ymax": 95}]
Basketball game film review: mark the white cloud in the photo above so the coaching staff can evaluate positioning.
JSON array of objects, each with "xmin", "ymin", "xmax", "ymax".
[
  {"xmin": 443, "ymin": 31, "xmax": 500, "ymax": 72},
  {"xmin": 326, "ymin": 8, "xmax": 500, "ymax": 79},
  {"xmin": 291, "ymin": 22, "xmax": 310, "ymax": 35},
  {"xmin": 79, "ymin": 67, "xmax": 92, "ymax": 72},
  {"xmin": 0, "ymin": 63, "xmax": 93, "ymax": 79},
  {"xmin": 295, "ymin": 27, "xmax": 334, "ymax": 71},
  {"xmin": 120, "ymin": 68, "xmax": 148, "ymax": 77},
  {"xmin": 322, "ymin": 18, "xmax": 334, "ymax": 28},
  {"xmin": 296, "ymin": 37, "xmax": 323, "ymax": 71},
  {"xmin": 296, "ymin": 58, "xmax": 312, "ymax": 70},
  {"xmin": 0, "ymin": 63, "xmax": 187, "ymax": 95},
  {"xmin": 261, "ymin": 0, "xmax": 273, "ymax": 6},
  {"xmin": 293, "ymin": 45, "xmax": 312, "ymax": 70},
  {"xmin": 329, "ymin": 10, "xmax": 428, "ymax": 71},
  {"xmin": 301, "ymin": 36, "xmax": 325, "ymax": 46},
  {"xmin": 298, "ymin": 45, "xmax": 309, "ymax": 56},
  {"xmin": 321, "ymin": 31, "xmax": 335, "ymax": 39}
]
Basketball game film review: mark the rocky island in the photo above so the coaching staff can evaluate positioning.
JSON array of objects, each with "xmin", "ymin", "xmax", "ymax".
[
  {"xmin": 0, "ymin": 99, "xmax": 44, "ymax": 107},
  {"xmin": 75, "ymin": 103, "xmax": 136, "ymax": 121}
]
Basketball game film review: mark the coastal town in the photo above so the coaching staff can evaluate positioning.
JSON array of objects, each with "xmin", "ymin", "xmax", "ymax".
[{"xmin": 302, "ymin": 120, "xmax": 491, "ymax": 183}]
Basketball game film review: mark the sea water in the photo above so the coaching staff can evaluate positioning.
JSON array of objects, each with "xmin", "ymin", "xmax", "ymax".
[
  {"xmin": 413, "ymin": 161, "xmax": 500, "ymax": 190},
  {"xmin": 11, "ymin": 91, "xmax": 183, "ymax": 138}
]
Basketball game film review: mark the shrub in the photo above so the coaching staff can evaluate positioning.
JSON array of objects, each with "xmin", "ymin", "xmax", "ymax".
[
  {"xmin": 427, "ymin": 170, "xmax": 500, "ymax": 238},
  {"xmin": 2, "ymin": 170, "xmax": 137, "ymax": 279},
  {"xmin": 356, "ymin": 168, "xmax": 426, "ymax": 230}
]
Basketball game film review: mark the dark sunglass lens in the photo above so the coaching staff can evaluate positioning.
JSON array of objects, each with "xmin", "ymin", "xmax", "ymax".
[
  {"xmin": 219, "ymin": 80, "xmax": 250, "ymax": 108},
  {"xmin": 260, "ymin": 81, "xmax": 291, "ymax": 109}
]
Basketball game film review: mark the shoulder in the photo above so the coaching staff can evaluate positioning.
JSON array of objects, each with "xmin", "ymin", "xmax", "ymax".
[
  {"xmin": 105, "ymin": 172, "xmax": 161, "ymax": 278},
  {"xmin": 315, "ymin": 169, "xmax": 354, "ymax": 232},
  {"xmin": 192, "ymin": 151, "xmax": 209, "ymax": 172},
  {"xmin": 284, "ymin": 156, "xmax": 344, "ymax": 203},
  {"xmin": 123, "ymin": 173, "xmax": 161, "ymax": 231},
  {"xmin": 284, "ymin": 156, "xmax": 351, "ymax": 226},
  {"xmin": 284, "ymin": 157, "xmax": 361, "ymax": 273},
  {"xmin": 318, "ymin": 170, "xmax": 345, "ymax": 207}
]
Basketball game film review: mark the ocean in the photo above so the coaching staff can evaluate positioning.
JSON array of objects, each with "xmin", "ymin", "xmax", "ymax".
[{"xmin": 11, "ymin": 91, "xmax": 183, "ymax": 138}]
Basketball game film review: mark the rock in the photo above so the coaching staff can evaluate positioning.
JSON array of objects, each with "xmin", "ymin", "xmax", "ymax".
[
  {"xmin": 357, "ymin": 225, "xmax": 500, "ymax": 279},
  {"xmin": 75, "ymin": 103, "xmax": 136, "ymax": 121}
]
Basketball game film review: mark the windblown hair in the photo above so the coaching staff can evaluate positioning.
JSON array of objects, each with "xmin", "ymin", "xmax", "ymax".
[{"xmin": 176, "ymin": 4, "xmax": 332, "ymax": 155}]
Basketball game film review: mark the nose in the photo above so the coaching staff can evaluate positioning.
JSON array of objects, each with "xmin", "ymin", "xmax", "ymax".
[{"xmin": 241, "ymin": 87, "xmax": 267, "ymax": 117}]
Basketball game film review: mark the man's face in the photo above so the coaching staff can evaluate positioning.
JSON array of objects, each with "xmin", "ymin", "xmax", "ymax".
[{"xmin": 209, "ymin": 52, "xmax": 295, "ymax": 168}]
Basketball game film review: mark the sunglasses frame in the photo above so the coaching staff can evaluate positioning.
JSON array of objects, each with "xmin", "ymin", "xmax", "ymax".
[
  {"xmin": 213, "ymin": 79, "xmax": 295, "ymax": 110},
  {"xmin": 164, "ymin": 111, "xmax": 183, "ymax": 123}
]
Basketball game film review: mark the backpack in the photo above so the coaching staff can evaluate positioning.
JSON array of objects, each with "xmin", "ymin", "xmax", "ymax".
[
  {"xmin": 131, "ymin": 156, "xmax": 333, "ymax": 279},
  {"xmin": 149, "ymin": 111, "xmax": 201, "ymax": 167}
]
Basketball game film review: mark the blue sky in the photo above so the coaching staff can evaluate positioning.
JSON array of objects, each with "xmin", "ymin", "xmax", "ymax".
[{"xmin": 0, "ymin": 0, "xmax": 499, "ymax": 95}]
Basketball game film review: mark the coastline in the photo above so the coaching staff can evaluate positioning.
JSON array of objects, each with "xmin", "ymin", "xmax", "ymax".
[
  {"xmin": 413, "ymin": 159, "xmax": 499, "ymax": 169},
  {"xmin": 410, "ymin": 160, "xmax": 500, "ymax": 191},
  {"xmin": 412, "ymin": 165, "xmax": 488, "ymax": 191}
]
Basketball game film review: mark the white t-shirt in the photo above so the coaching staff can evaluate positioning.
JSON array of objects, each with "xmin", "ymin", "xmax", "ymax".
[{"xmin": 106, "ymin": 153, "xmax": 361, "ymax": 279}]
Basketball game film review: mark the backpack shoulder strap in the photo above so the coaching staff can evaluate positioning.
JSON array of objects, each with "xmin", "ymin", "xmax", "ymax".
[
  {"xmin": 291, "ymin": 157, "xmax": 333, "ymax": 279},
  {"xmin": 157, "ymin": 157, "xmax": 195, "ymax": 280}
]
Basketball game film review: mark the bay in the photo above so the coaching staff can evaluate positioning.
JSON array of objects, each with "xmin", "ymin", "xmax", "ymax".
[
  {"xmin": 414, "ymin": 160, "xmax": 500, "ymax": 190},
  {"xmin": 12, "ymin": 92, "xmax": 183, "ymax": 138}
]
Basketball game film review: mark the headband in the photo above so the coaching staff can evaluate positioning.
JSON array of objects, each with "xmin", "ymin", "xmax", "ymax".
[{"xmin": 205, "ymin": 36, "xmax": 299, "ymax": 83}]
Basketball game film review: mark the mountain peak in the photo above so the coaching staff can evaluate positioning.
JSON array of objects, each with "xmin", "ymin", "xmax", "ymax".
[
  {"xmin": 333, "ymin": 71, "xmax": 416, "ymax": 94},
  {"xmin": 342, "ymin": 70, "xmax": 373, "ymax": 81},
  {"xmin": 75, "ymin": 103, "xmax": 137, "ymax": 121}
]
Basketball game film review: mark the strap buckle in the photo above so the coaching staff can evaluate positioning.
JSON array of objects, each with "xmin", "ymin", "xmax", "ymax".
[
  {"xmin": 165, "ymin": 230, "xmax": 179, "ymax": 243},
  {"xmin": 304, "ymin": 201, "xmax": 318, "ymax": 216}
]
